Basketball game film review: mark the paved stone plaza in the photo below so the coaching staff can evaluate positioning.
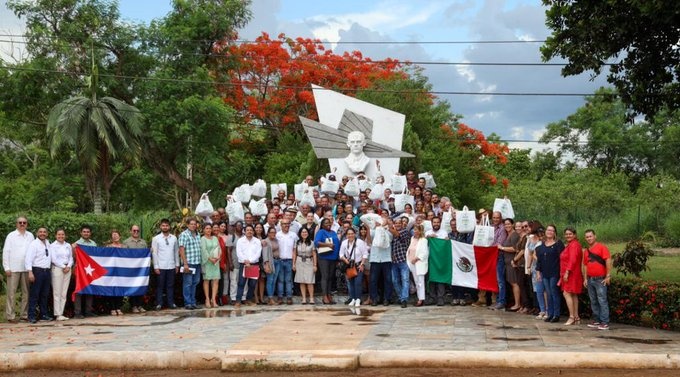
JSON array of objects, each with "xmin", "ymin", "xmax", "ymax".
[{"xmin": 2, "ymin": 301, "xmax": 680, "ymax": 371}]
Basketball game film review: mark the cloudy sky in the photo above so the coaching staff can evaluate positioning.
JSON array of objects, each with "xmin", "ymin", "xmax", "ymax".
[{"xmin": 1, "ymin": 0, "xmax": 611, "ymax": 149}]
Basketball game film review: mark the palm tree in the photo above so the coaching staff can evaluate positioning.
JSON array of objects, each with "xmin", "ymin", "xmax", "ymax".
[
  {"xmin": 47, "ymin": 96, "xmax": 143, "ymax": 214},
  {"xmin": 47, "ymin": 48, "xmax": 143, "ymax": 214}
]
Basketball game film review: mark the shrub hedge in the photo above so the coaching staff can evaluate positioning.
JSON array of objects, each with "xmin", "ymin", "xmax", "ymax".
[{"xmin": 580, "ymin": 278, "xmax": 680, "ymax": 331}]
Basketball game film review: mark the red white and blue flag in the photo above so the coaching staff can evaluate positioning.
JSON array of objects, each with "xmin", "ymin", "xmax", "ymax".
[{"xmin": 73, "ymin": 245, "xmax": 151, "ymax": 299}]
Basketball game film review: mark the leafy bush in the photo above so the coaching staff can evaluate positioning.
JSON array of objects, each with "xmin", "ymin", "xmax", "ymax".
[
  {"xmin": 614, "ymin": 239, "xmax": 654, "ymax": 277},
  {"xmin": 663, "ymin": 212, "xmax": 680, "ymax": 246},
  {"xmin": 602, "ymin": 278, "xmax": 680, "ymax": 331}
]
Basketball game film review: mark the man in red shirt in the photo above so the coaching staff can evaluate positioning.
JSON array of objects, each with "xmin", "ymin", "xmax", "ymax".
[{"xmin": 582, "ymin": 229, "xmax": 612, "ymax": 330}]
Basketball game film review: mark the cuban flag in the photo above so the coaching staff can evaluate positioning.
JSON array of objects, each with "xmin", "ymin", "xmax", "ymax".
[
  {"xmin": 73, "ymin": 245, "xmax": 151, "ymax": 298},
  {"xmin": 427, "ymin": 238, "xmax": 498, "ymax": 291}
]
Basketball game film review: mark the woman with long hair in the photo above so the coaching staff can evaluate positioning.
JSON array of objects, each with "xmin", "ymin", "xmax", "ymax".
[
  {"xmin": 200, "ymin": 224, "xmax": 221, "ymax": 308},
  {"xmin": 50, "ymin": 228, "xmax": 72, "ymax": 321},
  {"xmin": 560, "ymin": 227, "xmax": 584, "ymax": 325},
  {"xmin": 262, "ymin": 227, "xmax": 280, "ymax": 305},
  {"xmin": 358, "ymin": 224, "xmax": 372, "ymax": 305},
  {"xmin": 339, "ymin": 228, "xmax": 369, "ymax": 306},
  {"xmin": 293, "ymin": 227, "xmax": 317, "ymax": 304},
  {"xmin": 535, "ymin": 225, "xmax": 564, "ymax": 323},
  {"xmin": 407, "ymin": 224, "xmax": 429, "ymax": 307},
  {"xmin": 105, "ymin": 230, "xmax": 125, "ymax": 316},
  {"xmin": 214, "ymin": 222, "xmax": 230, "ymax": 306},
  {"xmin": 499, "ymin": 218, "xmax": 521, "ymax": 311}
]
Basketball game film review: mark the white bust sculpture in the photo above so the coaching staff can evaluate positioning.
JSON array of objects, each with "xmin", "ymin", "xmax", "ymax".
[{"xmin": 344, "ymin": 131, "xmax": 371, "ymax": 173}]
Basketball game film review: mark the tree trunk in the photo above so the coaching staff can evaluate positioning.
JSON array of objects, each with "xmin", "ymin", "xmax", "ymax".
[
  {"xmin": 143, "ymin": 143, "xmax": 201, "ymax": 210},
  {"xmin": 93, "ymin": 182, "xmax": 103, "ymax": 215}
]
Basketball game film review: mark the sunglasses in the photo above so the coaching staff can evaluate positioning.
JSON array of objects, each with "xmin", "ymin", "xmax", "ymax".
[
  {"xmin": 165, "ymin": 238, "xmax": 169, "ymax": 246},
  {"xmin": 44, "ymin": 248, "xmax": 48, "ymax": 257},
  {"xmin": 17, "ymin": 221, "xmax": 27, "ymax": 225}
]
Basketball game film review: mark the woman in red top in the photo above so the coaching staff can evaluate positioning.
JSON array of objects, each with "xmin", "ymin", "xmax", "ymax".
[{"xmin": 559, "ymin": 227, "xmax": 583, "ymax": 325}]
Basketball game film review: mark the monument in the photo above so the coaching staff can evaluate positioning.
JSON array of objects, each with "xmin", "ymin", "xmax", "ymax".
[{"xmin": 300, "ymin": 84, "xmax": 414, "ymax": 180}]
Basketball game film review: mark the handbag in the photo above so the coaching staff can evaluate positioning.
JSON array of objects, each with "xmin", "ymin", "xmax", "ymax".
[
  {"xmin": 455, "ymin": 206, "xmax": 476, "ymax": 233},
  {"xmin": 251, "ymin": 179, "xmax": 267, "ymax": 198},
  {"xmin": 345, "ymin": 261, "xmax": 358, "ymax": 279},
  {"xmin": 472, "ymin": 214, "xmax": 495, "ymax": 247},
  {"xmin": 337, "ymin": 240, "xmax": 356, "ymax": 274},
  {"xmin": 493, "ymin": 197, "xmax": 515, "ymax": 219},
  {"xmin": 195, "ymin": 192, "xmax": 214, "ymax": 216}
]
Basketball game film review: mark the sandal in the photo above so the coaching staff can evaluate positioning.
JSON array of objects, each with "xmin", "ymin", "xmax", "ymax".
[{"xmin": 111, "ymin": 310, "xmax": 117, "ymax": 316}]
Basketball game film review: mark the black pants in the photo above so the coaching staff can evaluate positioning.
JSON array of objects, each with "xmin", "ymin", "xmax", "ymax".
[
  {"xmin": 28, "ymin": 267, "xmax": 51, "ymax": 320},
  {"xmin": 156, "ymin": 269, "xmax": 176, "ymax": 307},
  {"xmin": 318, "ymin": 259, "xmax": 336, "ymax": 296}
]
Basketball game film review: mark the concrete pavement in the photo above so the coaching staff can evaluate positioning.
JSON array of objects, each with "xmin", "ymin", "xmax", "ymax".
[{"xmin": 1, "ymin": 300, "xmax": 680, "ymax": 371}]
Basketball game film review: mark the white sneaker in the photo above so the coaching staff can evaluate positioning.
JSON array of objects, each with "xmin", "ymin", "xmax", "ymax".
[
  {"xmin": 348, "ymin": 299, "xmax": 356, "ymax": 306},
  {"xmin": 56, "ymin": 315, "xmax": 69, "ymax": 321},
  {"xmin": 354, "ymin": 299, "xmax": 361, "ymax": 307}
]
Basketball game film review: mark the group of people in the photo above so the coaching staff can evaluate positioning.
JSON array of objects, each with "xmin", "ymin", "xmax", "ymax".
[
  {"xmin": 3, "ymin": 170, "xmax": 612, "ymax": 331},
  {"xmin": 2, "ymin": 219, "xmax": 149, "ymax": 323}
]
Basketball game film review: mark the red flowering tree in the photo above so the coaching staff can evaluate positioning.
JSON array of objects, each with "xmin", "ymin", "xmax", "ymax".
[{"xmin": 216, "ymin": 32, "xmax": 404, "ymax": 136}]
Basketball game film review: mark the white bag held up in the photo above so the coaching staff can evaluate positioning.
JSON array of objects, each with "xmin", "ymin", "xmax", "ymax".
[
  {"xmin": 299, "ymin": 189, "xmax": 315, "ymax": 207},
  {"xmin": 368, "ymin": 183, "xmax": 383, "ymax": 201},
  {"xmin": 442, "ymin": 208, "xmax": 453, "ymax": 233},
  {"xmin": 422, "ymin": 220, "xmax": 433, "ymax": 234},
  {"xmin": 194, "ymin": 192, "xmax": 214, "ymax": 216},
  {"xmin": 493, "ymin": 197, "xmax": 515, "ymax": 219},
  {"xmin": 251, "ymin": 179, "xmax": 267, "ymax": 198},
  {"xmin": 226, "ymin": 199, "xmax": 245, "ymax": 225},
  {"xmin": 360, "ymin": 213, "xmax": 383, "ymax": 229},
  {"xmin": 248, "ymin": 198, "xmax": 268, "ymax": 216},
  {"xmin": 418, "ymin": 172, "xmax": 437, "ymax": 189},
  {"xmin": 372, "ymin": 226, "xmax": 390, "ymax": 249},
  {"xmin": 270, "ymin": 183, "xmax": 287, "ymax": 200},
  {"xmin": 358, "ymin": 178, "xmax": 372, "ymax": 192},
  {"xmin": 472, "ymin": 214, "xmax": 495, "ymax": 247},
  {"xmin": 455, "ymin": 206, "xmax": 476, "ymax": 234},
  {"xmin": 344, "ymin": 178, "xmax": 360, "ymax": 197},
  {"xmin": 321, "ymin": 179, "xmax": 340, "ymax": 195},
  {"xmin": 232, "ymin": 184, "xmax": 252, "ymax": 203},
  {"xmin": 390, "ymin": 175, "xmax": 407, "ymax": 193},
  {"xmin": 394, "ymin": 186, "xmax": 415, "ymax": 213}
]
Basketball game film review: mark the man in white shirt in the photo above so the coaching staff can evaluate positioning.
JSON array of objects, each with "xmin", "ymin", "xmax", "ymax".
[
  {"xmin": 276, "ymin": 220, "xmax": 298, "ymax": 305},
  {"xmin": 3, "ymin": 217, "xmax": 35, "ymax": 322},
  {"xmin": 425, "ymin": 217, "xmax": 450, "ymax": 306},
  {"xmin": 151, "ymin": 219, "xmax": 179, "ymax": 310},
  {"xmin": 25, "ymin": 227, "xmax": 53, "ymax": 323}
]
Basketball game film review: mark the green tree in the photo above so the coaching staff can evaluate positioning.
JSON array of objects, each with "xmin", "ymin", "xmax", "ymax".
[
  {"xmin": 540, "ymin": 88, "xmax": 661, "ymax": 187},
  {"xmin": 541, "ymin": 0, "xmax": 680, "ymax": 117}
]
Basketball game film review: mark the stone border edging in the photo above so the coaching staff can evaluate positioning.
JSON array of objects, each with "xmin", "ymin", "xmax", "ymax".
[{"xmin": 1, "ymin": 350, "xmax": 679, "ymax": 371}]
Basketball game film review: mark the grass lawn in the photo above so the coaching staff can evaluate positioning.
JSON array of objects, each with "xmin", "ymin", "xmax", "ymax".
[{"xmin": 606, "ymin": 242, "xmax": 680, "ymax": 283}]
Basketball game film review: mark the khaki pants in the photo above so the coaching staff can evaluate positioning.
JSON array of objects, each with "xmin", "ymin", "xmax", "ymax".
[
  {"xmin": 51, "ymin": 266, "xmax": 72, "ymax": 316},
  {"xmin": 5, "ymin": 271, "xmax": 29, "ymax": 320}
]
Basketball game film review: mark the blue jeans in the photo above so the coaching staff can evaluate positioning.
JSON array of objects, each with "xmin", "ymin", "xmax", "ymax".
[
  {"xmin": 532, "ymin": 270, "xmax": 546, "ymax": 314},
  {"xmin": 496, "ymin": 253, "xmax": 506, "ymax": 305},
  {"xmin": 28, "ymin": 267, "xmax": 51, "ymax": 320},
  {"xmin": 156, "ymin": 269, "xmax": 176, "ymax": 307},
  {"xmin": 587, "ymin": 277, "xmax": 609, "ymax": 324},
  {"xmin": 347, "ymin": 271, "xmax": 364, "ymax": 300},
  {"xmin": 543, "ymin": 276, "xmax": 560, "ymax": 318},
  {"xmin": 266, "ymin": 259, "xmax": 282, "ymax": 298},
  {"xmin": 182, "ymin": 264, "xmax": 201, "ymax": 307},
  {"xmin": 277, "ymin": 259, "xmax": 293, "ymax": 299},
  {"xmin": 391, "ymin": 262, "xmax": 410, "ymax": 302},
  {"xmin": 237, "ymin": 263, "xmax": 258, "ymax": 302},
  {"xmin": 369, "ymin": 262, "xmax": 393, "ymax": 303}
]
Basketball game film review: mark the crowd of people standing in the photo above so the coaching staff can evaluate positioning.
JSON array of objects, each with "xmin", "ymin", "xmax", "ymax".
[{"xmin": 3, "ymin": 171, "xmax": 612, "ymax": 330}]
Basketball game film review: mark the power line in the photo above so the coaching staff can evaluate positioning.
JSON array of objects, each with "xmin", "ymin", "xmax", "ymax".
[
  {"xmin": 0, "ymin": 39, "xmax": 604, "ymax": 67},
  {"xmin": 0, "ymin": 33, "xmax": 547, "ymax": 45},
  {"xmin": 0, "ymin": 64, "xmax": 624, "ymax": 97}
]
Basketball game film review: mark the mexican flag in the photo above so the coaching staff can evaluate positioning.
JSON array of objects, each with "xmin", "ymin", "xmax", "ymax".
[{"xmin": 428, "ymin": 238, "xmax": 498, "ymax": 291}]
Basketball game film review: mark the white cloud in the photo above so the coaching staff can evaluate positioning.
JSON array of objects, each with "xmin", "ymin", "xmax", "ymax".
[{"xmin": 510, "ymin": 126, "xmax": 524, "ymax": 139}]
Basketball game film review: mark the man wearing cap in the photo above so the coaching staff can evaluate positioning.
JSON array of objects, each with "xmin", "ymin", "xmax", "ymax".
[{"xmin": 3, "ymin": 216, "xmax": 35, "ymax": 322}]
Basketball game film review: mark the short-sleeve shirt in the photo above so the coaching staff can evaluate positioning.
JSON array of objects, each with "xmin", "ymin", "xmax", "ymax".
[
  {"xmin": 178, "ymin": 229, "xmax": 201, "ymax": 265},
  {"xmin": 583, "ymin": 242, "xmax": 610, "ymax": 277}
]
